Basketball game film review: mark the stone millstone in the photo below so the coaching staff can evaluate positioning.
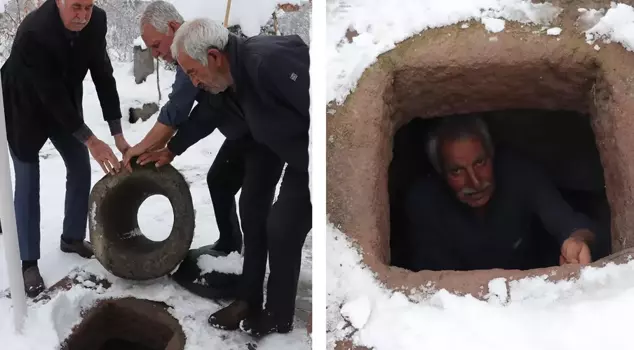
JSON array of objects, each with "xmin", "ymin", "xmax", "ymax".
[
  {"xmin": 171, "ymin": 245, "xmax": 241, "ymax": 300},
  {"xmin": 89, "ymin": 159, "xmax": 195, "ymax": 280}
]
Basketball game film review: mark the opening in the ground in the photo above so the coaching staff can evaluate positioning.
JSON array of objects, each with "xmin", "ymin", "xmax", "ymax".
[
  {"xmin": 60, "ymin": 298, "xmax": 185, "ymax": 350},
  {"xmin": 389, "ymin": 109, "xmax": 611, "ymax": 271},
  {"xmin": 138, "ymin": 195, "xmax": 174, "ymax": 242}
]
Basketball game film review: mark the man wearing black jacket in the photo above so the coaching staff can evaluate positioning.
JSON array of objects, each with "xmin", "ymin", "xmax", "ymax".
[
  {"xmin": 141, "ymin": 18, "xmax": 311, "ymax": 336},
  {"xmin": 1, "ymin": 0, "xmax": 128, "ymax": 297}
]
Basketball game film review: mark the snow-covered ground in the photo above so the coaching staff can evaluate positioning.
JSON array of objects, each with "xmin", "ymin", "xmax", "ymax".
[
  {"xmin": 327, "ymin": 1, "xmax": 634, "ymax": 349},
  {"xmin": 0, "ymin": 62, "xmax": 312, "ymax": 349}
]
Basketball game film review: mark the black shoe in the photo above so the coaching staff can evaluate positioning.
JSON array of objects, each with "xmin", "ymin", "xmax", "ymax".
[
  {"xmin": 208, "ymin": 300, "xmax": 254, "ymax": 330},
  {"xmin": 209, "ymin": 239, "xmax": 242, "ymax": 255},
  {"xmin": 23, "ymin": 266, "xmax": 45, "ymax": 298},
  {"xmin": 60, "ymin": 239, "xmax": 94, "ymax": 258},
  {"xmin": 239, "ymin": 309, "xmax": 293, "ymax": 337}
]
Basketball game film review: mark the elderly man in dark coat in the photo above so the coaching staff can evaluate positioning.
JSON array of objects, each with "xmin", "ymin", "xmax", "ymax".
[
  {"xmin": 140, "ymin": 18, "xmax": 311, "ymax": 336},
  {"xmin": 1, "ymin": 0, "xmax": 128, "ymax": 297}
]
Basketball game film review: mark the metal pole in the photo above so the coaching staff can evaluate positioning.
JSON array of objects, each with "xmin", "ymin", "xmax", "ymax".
[{"xmin": 0, "ymin": 71, "xmax": 27, "ymax": 332}]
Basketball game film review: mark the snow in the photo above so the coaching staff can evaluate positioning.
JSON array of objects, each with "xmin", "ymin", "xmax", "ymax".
[
  {"xmin": 133, "ymin": 36, "xmax": 147, "ymax": 50},
  {"xmin": 327, "ymin": 0, "xmax": 562, "ymax": 104},
  {"xmin": 0, "ymin": 61, "xmax": 311, "ymax": 348},
  {"xmin": 198, "ymin": 252, "xmax": 244, "ymax": 275},
  {"xmin": 327, "ymin": 225, "xmax": 634, "ymax": 349},
  {"xmin": 482, "ymin": 17, "xmax": 505, "ymax": 33},
  {"xmin": 168, "ymin": 0, "xmax": 307, "ymax": 37},
  {"xmin": 340, "ymin": 296, "xmax": 371, "ymax": 329},
  {"xmin": 546, "ymin": 26, "xmax": 562, "ymax": 35},
  {"xmin": 585, "ymin": 3, "xmax": 634, "ymax": 52}
]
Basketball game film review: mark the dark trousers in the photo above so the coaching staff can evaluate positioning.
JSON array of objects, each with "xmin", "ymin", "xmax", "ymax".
[
  {"xmin": 11, "ymin": 128, "xmax": 91, "ymax": 261},
  {"xmin": 206, "ymin": 138, "xmax": 246, "ymax": 249},
  {"xmin": 240, "ymin": 147, "xmax": 311, "ymax": 325}
]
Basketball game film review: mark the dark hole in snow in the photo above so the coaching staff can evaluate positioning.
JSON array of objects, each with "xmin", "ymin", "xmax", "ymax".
[
  {"xmin": 60, "ymin": 298, "xmax": 185, "ymax": 350},
  {"xmin": 389, "ymin": 109, "xmax": 611, "ymax": 270}
]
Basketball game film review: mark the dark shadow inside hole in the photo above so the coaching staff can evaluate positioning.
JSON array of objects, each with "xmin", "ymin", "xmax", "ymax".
[
  {"xmin": 389, "ymin": 109, "xmax": 612, "ymax": 270},
  {"xmin": 99, "ymin": 175, "xmax": 172, "ymax": 253},
  {"xmin": 60, "ymin": 299, "xmax": 180, "ymax": 350}
]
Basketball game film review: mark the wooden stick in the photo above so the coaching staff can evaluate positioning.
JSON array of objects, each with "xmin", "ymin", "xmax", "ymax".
[{"xmin": 224, "ymin": 0, "xmax": 232, "ymax": 28}]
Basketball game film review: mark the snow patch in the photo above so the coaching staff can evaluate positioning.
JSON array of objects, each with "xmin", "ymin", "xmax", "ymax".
[
  {"xmin": 133, "ymin": 36, "xmax": 147, "ymax": 50},
  {"xmin": 327, "ymin": 224, "xmax": 634, "ymax": 349},
  {"xmin": 585, "ymin": 3, "xmax": 634, "ymax": 51},
  {"xmin": 546, "ymin": 27, "xmax": 562, "ymax": 35},
  {"xmin": 340, "ymin": 296, "xmax": 372, "ymax": 329},
  {"xmin": 197, "ymin": 252, "xmax": 244, "ymax": 275},
  {"xmin": 327, "ymin": 0, "xmax": 563, "ymax": 104},
  {"xmin": 482, "ymin": 17, "xmax": 505, "ymax": 33}
]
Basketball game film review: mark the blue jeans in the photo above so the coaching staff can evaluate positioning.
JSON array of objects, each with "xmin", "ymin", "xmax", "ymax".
[{"xmin": 11, "ymin": 129, "xmax": 91, "ymax": 261}]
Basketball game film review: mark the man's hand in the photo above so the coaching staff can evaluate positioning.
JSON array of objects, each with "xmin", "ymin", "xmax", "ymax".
[
  {"xmin": 560, "ymin": 230, "xmax": 593, "ymax": 265},
  {"xmin": 122, "ymin": 143, "xmax": 150, "ymax": 172},
  {"xmin": 114, "ymin": 134, "xmax": 130, "ymax": 155},
  {"xmin": 137, "ymin": 147, "xmax": 175, "ymax": 168},
  {"xmin": 85, "ymin": 136, "xmax": 121, "ymax": 174}
]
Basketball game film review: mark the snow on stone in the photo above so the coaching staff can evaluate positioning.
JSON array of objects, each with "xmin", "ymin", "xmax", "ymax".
[
  {"xmin": 585, "ymin": 3, "xmax": 634, "ymax": 52},
  {"xmin": 327, "ymin": 0, "xmax": 563, "ymax": 104},
  {"xmin": 461, "ymin": 23, "xmax": 470, "ymax": 29},
  {"xmin": 197, "ymin": 252, "xmax": 244, "ymax": 275},
  {"xmin": 482, "ymin": 17, "xmax": 505, "ymax": 33},
  {"xmin": 546, "ymin": 26, "xmax": 562, "ymax": 35},
  {"xmin": 327, "ymin": 224, "xmax": 634, "ymax": 349},
  {"xmin": 168, "ymin": 0, "xmax": 306, "ymax": 37},
  {"xmin": 340, "ymin": 296, "xmax": 372, "ymax": 329},
  {"xmin": 133, "ymin": 36, "xmax": 147, "ymax": 50},
  {"xmin": 486, "ymin": 278, "xmax": 508, "ymax": 305}
]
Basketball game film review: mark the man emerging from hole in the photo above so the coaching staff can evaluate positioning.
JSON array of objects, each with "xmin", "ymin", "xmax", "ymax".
[{"xmin": 402, "ymin": 116, "xmax": 596, "ymax": 271}]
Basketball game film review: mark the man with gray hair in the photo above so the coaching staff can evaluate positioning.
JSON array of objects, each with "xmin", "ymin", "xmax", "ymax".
[
  {"xmin": 402, "ymin": 116, "xmax": 597, "ymax": 271},
  {"xmin": 141, "ymin": 17, "xmax": 310, "ymax": 336},
  {"xmin": 123, "ymin": 0, "xmax": 247, "ymax": 255},
  {"xmin": 1, "ymin": 0, "xmax": 128, "ymax": 297}
]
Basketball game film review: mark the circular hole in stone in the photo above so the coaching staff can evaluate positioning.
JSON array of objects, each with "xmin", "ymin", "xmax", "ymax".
[
  {"xmin": 137, "ymin": 195, "xmax": 174, "ymax": 242},
  {"xmin": 60, "ymin": 297, "xmax": 185, "ymax": 350}
]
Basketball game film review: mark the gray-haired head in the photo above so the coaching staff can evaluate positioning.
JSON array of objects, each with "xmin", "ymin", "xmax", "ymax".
[
  {"xmin": 170, "ymin": 18, "xmax": 230, "ymax": 66},
  {"xmin": 426, "ymin": 116, "xmax": 494, "ymax": 174},
  {"xmin": 140, "ymin": 1, "xmax": 184, "ymax": 34}
]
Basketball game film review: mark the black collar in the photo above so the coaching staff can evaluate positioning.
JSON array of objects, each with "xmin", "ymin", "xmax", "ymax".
[{"xmin": 224, "ymin": 34, "xmax": 243, "ymax": 92}]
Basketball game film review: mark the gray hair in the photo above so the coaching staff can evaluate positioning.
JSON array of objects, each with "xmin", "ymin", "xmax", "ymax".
[
  {"xmin": 426, "ymin": 116, "xmax": 494, "ymax": 174},
  {"xmin": 140, "ymin": 1, "xmax": 184, "ymax": 34},
  {"xmin": 170, "ymin": 18, "xmax": 230, "ymax": 66}
]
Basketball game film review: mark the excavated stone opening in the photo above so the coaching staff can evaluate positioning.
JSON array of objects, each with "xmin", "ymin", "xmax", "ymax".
[
  {"xmin": 326, "ymin": 25, "xmax": 634, "ymax": 296},
  {"xmin": 389, "ymin": 109, "xmax": 612, "ymax": 270},
  {"xmin": 60, "ymin": 298, "xmax": 186, "ymax": 350},
  {"xmin": 100, "ymin": 176, "xmax": 173, "ymax": 251}
]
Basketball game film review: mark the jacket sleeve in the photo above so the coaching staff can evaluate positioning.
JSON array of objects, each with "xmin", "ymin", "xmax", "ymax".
[
  {"xmin": 18, "ymin": 31, "xmax": 85, "ymax": 136},
  {"xmin": 89, "ymin": 13, "xmax": 123, "ymax": 135},
  {"xmin": 156, "ymin": 66, "xmax": 199, "ymax": 128},
  {"xmin": 257, "ymin": 41, "xmax": 310, "ymax": 119},
  {"xmin": 166, "ymin": 101, "xmax": 218, "ymax": 156}
]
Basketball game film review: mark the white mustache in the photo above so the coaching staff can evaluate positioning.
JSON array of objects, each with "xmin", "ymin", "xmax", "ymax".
[{"xmin": 72, "ymin": 19, "xmax": 88, "ymax": 24}]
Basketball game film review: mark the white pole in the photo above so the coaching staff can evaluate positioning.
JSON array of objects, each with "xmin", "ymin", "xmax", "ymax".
[{"xmin": 0, "ymin": 71, "xmax": 27, "ymax": 332}]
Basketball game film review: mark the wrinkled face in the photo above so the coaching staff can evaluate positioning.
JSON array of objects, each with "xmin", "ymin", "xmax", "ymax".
[
  {"xmin": 56, "ymin": 0, "xmax": 93, "ymax": 32},
  {"xmin": 141, "ymin": 22, "xmax": 179, "ymax": 62},
  {"xmin": 441, "ymin": 136, "xmax": 495, "ymax": 208},
  {"xmin": 177, "ymin": 48, "xmax": 232, "ymax": 94}
]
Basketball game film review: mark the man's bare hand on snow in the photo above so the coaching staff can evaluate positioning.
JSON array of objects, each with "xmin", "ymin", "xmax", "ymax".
[
  {"xmin": 85, "ymin": 135, "xmax": 121, "ymax": 175},
  {"xmin": 137, "ymin": 147, "xmax": 175, "ymax": 168}
]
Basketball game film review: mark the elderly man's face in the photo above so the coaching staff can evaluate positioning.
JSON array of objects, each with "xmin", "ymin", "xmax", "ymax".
[
  {"xmin": 177, "ymin": 48, "xmax": 232, "ymax": 94},
  {"xmin": 141, "ymin": 22, "xmax": 178, "ymax": 62},
  {"xmin": 56, "ymin": 0, "xmax": 93, "ymax": 32},
  {"xmin": 441, "ymin": 136, "xmax": 495, "ymax": 208}
]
